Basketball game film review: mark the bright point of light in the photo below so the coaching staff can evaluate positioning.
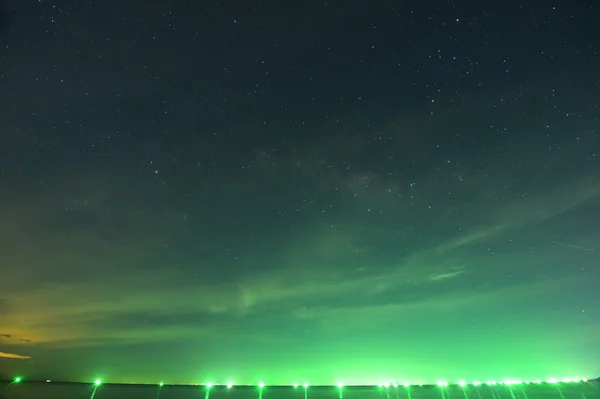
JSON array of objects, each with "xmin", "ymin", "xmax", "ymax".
[
  {"xmin": 337, "ymin": 382, "xmax": 344, "ymax": 388},
  {"xmin": 459, "ymin": 381, "xmax": 466, "ymax": 387},
  {"xmin": 384, "ymin": 382, "xmax": 390, "ymax": 388},
  {"xmin": 377, "ymin": 383, "xmax": 383, "ymax": 388},
  {"xmin": 436, "ymin": 381, "xmax": 448, "ymax": 387},
  {"xmin": 205, "ymin": 382, "xmax": 213, "ymax": 388},
  {"xmin": 403, "ymin": 382, "xmax": 410, "ymax": 388},
  {"xmin": 547, "ymin": 378, "xmax": 558, "ymax": 384},
  {"xmin": 258, "ymin": 382, "xmax": 265, "ymax": 388},
  {"xmin": 582, "ymin": 378, "xmax": 587, "ymax": 382},
  {"xmin": 159, "ymin": 382, "xmax": 164, "ymax": 387},
  {"xmin": 14, "ymin": 377, "xmax": 22, "ymax": 383},
  {"xmin": 94, "ymin": 379, "xmax": 102, "ymax": 386},
  {"xmin": 303, "ymin": 382, "xmax": 309, "ymax": 388},
  {"xmin": 473, "ymin": 381, "xmax": 481, "ymax": 386},
  {"xmin": 226, "ymin": 381, "xmax": 233, "ymax": 388},
  {"xmin": 562, "ymin": 378, "xmax": 571, "ymax": 383},
  {"xmin": 46, "ymin": 380, "xmax": 51, "ymax": 383},
  {"xmin": 293, "ymin": 383, "xmax": 298, "ymax": 388}
]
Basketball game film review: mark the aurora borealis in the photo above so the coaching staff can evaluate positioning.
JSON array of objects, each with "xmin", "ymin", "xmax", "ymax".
[{"xmin": 1, "ymin": 0, "xmax": 599, "ymax": 386}]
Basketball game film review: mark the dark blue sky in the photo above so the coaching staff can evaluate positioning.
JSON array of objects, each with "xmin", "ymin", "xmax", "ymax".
[{"xmin": 0, "ymin": 0, "xmax": 599, "ymax": 385}]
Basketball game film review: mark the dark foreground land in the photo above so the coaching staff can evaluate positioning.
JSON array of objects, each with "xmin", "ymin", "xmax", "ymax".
[{"xmin": 0, "ymin": 381, "xmax": 598, "ymax": 399}]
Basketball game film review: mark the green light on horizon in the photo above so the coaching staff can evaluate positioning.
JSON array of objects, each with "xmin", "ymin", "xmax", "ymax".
[{"xmin": 23, "ymin": 375, "xmax": 589, "ymax": 388}]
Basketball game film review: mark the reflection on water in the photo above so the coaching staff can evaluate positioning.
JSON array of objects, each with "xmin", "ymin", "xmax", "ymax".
[{"xmin": 0, "ymin": 381, "xmax": 597, "ymax": 399}]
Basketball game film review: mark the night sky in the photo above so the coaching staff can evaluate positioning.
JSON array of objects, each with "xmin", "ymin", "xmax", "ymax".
[{"xmin": 1, "ymin": 0, "xmax": 599, "ymax": 386}]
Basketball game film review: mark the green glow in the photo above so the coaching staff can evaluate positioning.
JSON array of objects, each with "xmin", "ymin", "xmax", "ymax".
[
  {"xmin": 3, "ymin": 375, "xmax": 587, "ymax": 388},
  {"xmin": 128, "ymin": 378, "xmax": 574, "ymax": 388}
]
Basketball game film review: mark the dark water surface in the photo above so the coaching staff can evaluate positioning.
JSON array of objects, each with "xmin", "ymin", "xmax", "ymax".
[{"xmin": 1, "ymin": 382, "xmax": 598, "ymax": 399}]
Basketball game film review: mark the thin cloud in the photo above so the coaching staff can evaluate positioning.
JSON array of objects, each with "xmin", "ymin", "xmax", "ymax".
[
  {"xmin": 291, "ymin": 274, "xmax": 584, "ymax": 331},
  {"xmin": 0, "ymin": 351, "xmax": 31, "ymax": 360},
  {"xmin": 492, "ymin": 174, "xmax": 600, "ymax": 225},
  {"xmin": 428, "ymin": 268, "xmax": 466, "ymax": 281},
  {"xmin": 1, "ymin": 168, "xmax": 597, "ymax": 351}
]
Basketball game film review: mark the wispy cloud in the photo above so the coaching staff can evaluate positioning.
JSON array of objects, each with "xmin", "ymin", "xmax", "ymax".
[
  {"xmin": 492, "ymin": 174, "xmax": 600, "ymax": 225},
  {"xmin": 290, "ymin": 274, "xmax": 585, "ymax": 333},
  {"xmin": 428, "ymin": 268, "xmax": 466, "ymax": 281},
  {"xmin": 1, "ymin": 165, "xmax": 598, "ymax": 351},
  {"xmin": 0, "ymin": 351, "xmax": 31, "ymax": 360}
]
